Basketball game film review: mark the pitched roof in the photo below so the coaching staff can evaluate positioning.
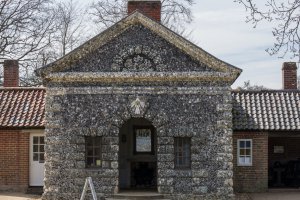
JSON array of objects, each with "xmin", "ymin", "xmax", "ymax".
[
  {"xmin": 36, "ymin": 11, "xmax": 242, "ymax": 83},
  {"xmin": 0, "ymin": 88, "xmax": 45, "ymax": 128},
  {"xmin": 232, "ymin": 90, "xmax": 300, "ymax": 131},
  {"xmin": 1, "ymin": 87, "xmax": 299, "ymax": 131}
]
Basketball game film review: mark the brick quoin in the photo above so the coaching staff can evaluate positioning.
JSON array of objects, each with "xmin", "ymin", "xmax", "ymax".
[
  {"xmin": 233, "ymin": 132, "xmax": 268, "ymax": 193},
  {"xmin": 128, "ymin": 0, "xmax": 161, "ymax": 22},
  {"xmin": 0, "ymin": 130, "xmax": 29, "ymax": 191},
  {"xmin": 282, "ymin": 62, "xmax": 297, "ymax": 90},
  {"xmin": 3, "ymin": 60, "xmax": 19, "ymax": 87}
]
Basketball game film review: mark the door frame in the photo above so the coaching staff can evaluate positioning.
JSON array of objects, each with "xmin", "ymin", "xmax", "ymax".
[
  {"xmin": 118, "ymin": 118, "xmax": 158, "ymax": 191},
  {"xmin": 29, "ymin": 131, "xmax": 45, "ymax": 186}
]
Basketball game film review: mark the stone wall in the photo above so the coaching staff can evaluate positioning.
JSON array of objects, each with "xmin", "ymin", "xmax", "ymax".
[
  {"xmin": 233, "ymin": 132, "xmax": 268, "ymax": 192},
  {"xmin": 61, "ymin": 25, "xmax": 213, "ymax": 73},
  {"xmin": 43, "ymin": 86, "xmax": 234, "ymax": 200}
]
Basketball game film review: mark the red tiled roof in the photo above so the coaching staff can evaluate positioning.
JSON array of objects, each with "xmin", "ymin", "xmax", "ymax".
[
  {"xmin": 0, "ymin": 88, "xmax": 45, "ymax": 128},
  {"xmin": 1, "ymin": 87, "xmax": 300, "ymax": 131}
]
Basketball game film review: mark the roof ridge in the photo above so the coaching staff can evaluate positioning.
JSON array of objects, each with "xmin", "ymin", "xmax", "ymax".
[{"xmin": 232, "ymin": 90, "xmax": 300, "ymax": 93}]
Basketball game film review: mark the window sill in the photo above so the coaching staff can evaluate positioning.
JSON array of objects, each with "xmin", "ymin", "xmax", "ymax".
[{"xmin": 237, "ymin": 164, "xmax": 252, "ymax": 167}]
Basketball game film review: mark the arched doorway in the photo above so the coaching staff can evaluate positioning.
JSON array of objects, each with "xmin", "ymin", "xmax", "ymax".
[{"xmin": 119, "ymin": 118, "xmax": 157, "ymax": 190}]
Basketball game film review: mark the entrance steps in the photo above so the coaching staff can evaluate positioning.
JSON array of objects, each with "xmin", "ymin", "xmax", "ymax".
[
  {"xmin": 106, "ymin": 191, "xmax": 170, "ymax": 200},
  {"xmin": 26, "ymin": 186, "xmax": 43, "ymax": 195}
]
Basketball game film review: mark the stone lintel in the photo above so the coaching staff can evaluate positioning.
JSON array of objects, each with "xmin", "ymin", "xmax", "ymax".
[
  {"xmin": 45, "ymin": 72, "xmax": 237, "ymax": 84},
  {"xmin": 46, "ymin": 86, "xmax": 231, "ymax": 96}
]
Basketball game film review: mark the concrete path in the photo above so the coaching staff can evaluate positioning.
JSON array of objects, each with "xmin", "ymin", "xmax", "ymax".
[
  {"xmin": 235, "ymin": 190, "xmax": 300, "ymax": 200},
  {"xmin": 250, "ymin": 191, "xmax": 300, "ymax": 200},
  {"xmin": 0, "ymin": 193, "xmax": 40, "ymax": 200},
  {"xmin": 1, "ymin": 191, "xmax": 300, "ymax": 200}
]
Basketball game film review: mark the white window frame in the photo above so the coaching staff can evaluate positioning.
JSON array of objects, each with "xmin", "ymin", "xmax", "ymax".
[{"xmin": 237, "ymin": 139, "xmax": 252, "ymax": 166}]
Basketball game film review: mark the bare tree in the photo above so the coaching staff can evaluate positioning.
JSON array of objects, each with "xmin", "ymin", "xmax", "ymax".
[
  {"xmin": 54, "ymin": 0, "xmax": 87, "ymax": 57},
  {"xmin": 236, "ymin": 80, "xmax": 268, "ymax": 91},
  {"xmin": 0, "ymin": 0, "xmax": 56, "ymax": 61},
  {"xmin": 90, "ymin": 0, "xmax": 194, "ymax": 33},
  {"xmin": 1, "ymin": 0, "xmax": 194, "ymax": 86},
  {"xmin": 0, "ymin": 0, "xmax": 58, "ymax": 86},
  {"xmin": 235, "ymin": 0, "xmax": 300, "ymax": 60},
  {"xmin": 22, "ymin": 0, "xmax": 88, "ymax": 86},
  {"xmin": 0, "ymin": 0, "xmax": 90, "ymax": 86}
]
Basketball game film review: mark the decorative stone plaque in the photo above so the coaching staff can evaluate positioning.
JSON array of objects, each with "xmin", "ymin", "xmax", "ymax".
[
  {"xmin": 129, "ymin": 96, "xmax": 148, "ymax": 117},
  {"xmin": 131, "ymin": 97, "xmax": 145, "ymax": 115}
]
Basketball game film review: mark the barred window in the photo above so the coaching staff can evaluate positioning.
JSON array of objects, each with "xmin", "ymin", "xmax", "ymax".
[
  {"xmin": 85, "ymin": 136, "xmax": 102, "ymax": 168},
  {"xmin": 174, "ymin": 137, "xmax": 191, "ymax": 169}
]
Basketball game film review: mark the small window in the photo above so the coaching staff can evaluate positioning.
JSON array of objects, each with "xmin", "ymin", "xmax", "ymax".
[
  {"xmin": 237, "ymin": 139, "xmax": 252, "ymax": 166},
  {"xmin": 32, "ymin": 136, "xmax": 45, "ymax": 163},
  {"xmin": 174, "ymin": 137, "xmax": 191, "ymax": 169},
  {"xmin": 133, "ymin": 126, "xmax": 154, "ymax": 154},
  {"xmin": 85, "ymin": 136, "xmax": 102, "ymax": 168}
]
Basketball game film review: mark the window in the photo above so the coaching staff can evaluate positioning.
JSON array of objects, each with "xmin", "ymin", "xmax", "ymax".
[
  {"xmin": 33, "ymin": 136, "xmax": 45, "ymax": 163},
  {"xmin": 174, "ymin": 137, "xmax": 191, "ymax": 169},
  {"xmin": 133, "ymin": 126, "xmax": 154, "ymax": 154},
  {"xmin": 237, "ymin": 139, "xmax": 252, "ymax": 166},
  {"xmin": 85, "ymin": 136, "xmax": 102, "ymax": 168}
]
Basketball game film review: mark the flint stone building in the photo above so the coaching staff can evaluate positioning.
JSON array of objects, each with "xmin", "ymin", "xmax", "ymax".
[
  {"xmin": 1, "ymin": 0, "xmax": 300, "ymax": 200},
  {"xmin": 35, "ymin": 0, "xmax": 241, "ymax": 199}
]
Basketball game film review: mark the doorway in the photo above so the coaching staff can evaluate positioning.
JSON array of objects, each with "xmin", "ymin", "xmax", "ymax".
[
  {"xmin": 119, "ymin": 118, "xmax": 157, "ymax": 190},
  {"xmin": 268, "ymin": 136, "xmax": 300, "ymax": 188},
  {"xmin": 29, "ymin": 133, "xmax": 45, "ymax": 186}
]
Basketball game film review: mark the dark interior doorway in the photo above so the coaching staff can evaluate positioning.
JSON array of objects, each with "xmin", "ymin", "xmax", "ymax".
[
  {"xmin": 268, "ymin": 136, "xmax": 300, "ymax": 188},
  {"xmin": 119, "ymin": 118, "xmax": 157, "ymax": 190}
]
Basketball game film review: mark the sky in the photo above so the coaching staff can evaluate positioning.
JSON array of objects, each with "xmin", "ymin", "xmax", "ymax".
[
  {"xmin": 186, "ymin": 0, "xmax": 298, "ymax": 89},
  {"xmin": 78, "ymin": 0, "xmax": 299, "ymax": 89}
]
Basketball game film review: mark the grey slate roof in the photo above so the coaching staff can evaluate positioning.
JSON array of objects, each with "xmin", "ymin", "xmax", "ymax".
[{"xmin": 232, "ymin": 90, "xmax": 300, "ymax": 131}]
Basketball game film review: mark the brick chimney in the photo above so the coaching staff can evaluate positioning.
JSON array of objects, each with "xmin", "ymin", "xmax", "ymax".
[
  {"xmin": 128, "ymin": 0, "xmax": 161, "ymax": 22},
  {"xmin": 3, "ymin": 60, "xmax": 19, "ymax": 87},
  {"xmin": 282, "ymin": 62, "xmax": 297, "ymax": 90}
]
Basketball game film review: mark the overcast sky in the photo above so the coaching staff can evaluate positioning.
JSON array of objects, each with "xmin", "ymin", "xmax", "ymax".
[
  {"xmin": 79, "ymin": 0, "xmax": 299, "ymax": 89},
  {"xmin": 187, "ymin": 0, "xmax": 298, "ymax": 89}
]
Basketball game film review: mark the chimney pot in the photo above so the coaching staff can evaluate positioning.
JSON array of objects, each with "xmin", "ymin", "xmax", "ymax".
[
  {"xmin": 128, "ymin": 0, "xmax": 161, "ymax": 22},
  {"xmin": 282, "ymin": 62, "xmax": 297, "ymax": 90},
  {"xmin": 3, "ymin": 60, "xmax": 19, "ymax": 87}
]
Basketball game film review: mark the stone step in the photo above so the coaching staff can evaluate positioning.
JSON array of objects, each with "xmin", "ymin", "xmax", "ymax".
[
  {"xmin": 26, "ymin": 186, "xmax": 43, "ymax": 195},
  {"xmin": 106, "ymin": 191, "xmax": 169, "ymax": 200},
  {"xmin": 106, "ymin": 197, "xmax": 171, "ymax": 200}
]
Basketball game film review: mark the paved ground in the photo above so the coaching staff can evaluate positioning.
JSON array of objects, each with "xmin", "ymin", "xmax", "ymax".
[
  {"xmin": 250, "ymin": 191, "xmax": 300, "ymax": 200},
  {"xmin": 0, "ymin": 193, "xmax": 40, "ymax": 200},
  {"xmin": 236, "ymin": 190, "xmax": 300, "ymax": 200},
  {"xmin": 0, "ymin": 191, "xmax": 300, "ymax": 200}
]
